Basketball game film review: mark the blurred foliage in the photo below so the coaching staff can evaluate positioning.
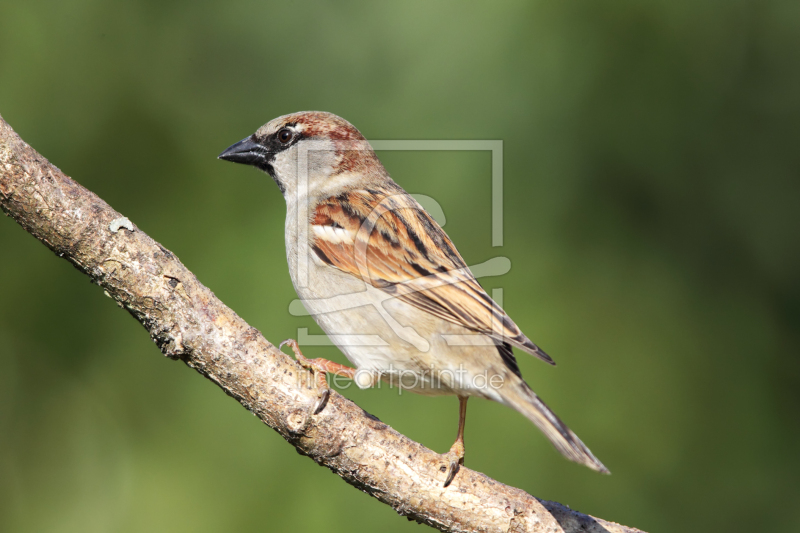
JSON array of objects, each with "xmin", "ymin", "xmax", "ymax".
[{"xmin": 1, "ymin": 1, "xmax": 799, "ymax": 532}]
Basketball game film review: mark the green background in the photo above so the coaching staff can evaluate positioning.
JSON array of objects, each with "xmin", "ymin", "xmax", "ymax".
[{"xmin": 1, "ymin": 1, "xmax": 798, "ymax": 532}]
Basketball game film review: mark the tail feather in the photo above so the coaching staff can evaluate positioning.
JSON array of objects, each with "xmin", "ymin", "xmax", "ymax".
[{"xmin": 504, "ymin": 383, "xmax": 610, "ymax": 474}]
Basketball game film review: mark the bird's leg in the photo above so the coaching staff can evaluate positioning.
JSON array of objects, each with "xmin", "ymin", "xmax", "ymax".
[
  {"xmin": 280, "ymin": 339, "xmax": 357, "ymax": 414},
  {"xmin": 443, "ymin": 396, "xmax": 468, "ymax": 487}
]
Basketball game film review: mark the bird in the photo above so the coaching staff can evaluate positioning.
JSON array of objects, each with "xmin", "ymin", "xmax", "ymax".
[{"xmin": 218, "ymin": 111, "xmax": 608, "ymax": 486}]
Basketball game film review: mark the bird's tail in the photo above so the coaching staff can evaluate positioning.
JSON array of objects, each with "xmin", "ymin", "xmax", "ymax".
[{"xmin": 501, "ymin": 381, "xmax": 610, "ymax": 473}]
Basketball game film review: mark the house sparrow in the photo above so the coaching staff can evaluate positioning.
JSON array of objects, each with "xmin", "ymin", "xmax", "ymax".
[{"xmin": 219, "ymin": 111, "xmax": 608, "ymax": 486}]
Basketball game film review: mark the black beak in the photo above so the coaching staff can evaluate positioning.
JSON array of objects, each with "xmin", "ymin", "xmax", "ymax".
[{"xmin": 218, "ymin": 136, "xmax": 269, "ymax": 166}]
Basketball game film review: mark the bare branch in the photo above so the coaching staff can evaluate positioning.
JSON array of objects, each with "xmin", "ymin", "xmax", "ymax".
[{"xmin": 0, "ymin": 113, "xmax": 644, "ymax": 533}]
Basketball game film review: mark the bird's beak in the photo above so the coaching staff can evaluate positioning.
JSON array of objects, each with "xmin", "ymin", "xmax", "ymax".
[{"xmin": 218, "ymin": 135, "xmax": 269, "ymax": 166}]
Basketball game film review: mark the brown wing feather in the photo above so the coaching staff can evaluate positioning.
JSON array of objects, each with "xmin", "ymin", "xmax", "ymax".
[{"xmin": 311, "ymin": 185, "xmax": 554, "ymax": 366}]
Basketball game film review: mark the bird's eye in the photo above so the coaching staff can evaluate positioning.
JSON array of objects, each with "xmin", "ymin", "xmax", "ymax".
[{"xmin": 278, "ymin": 128, "xmax": 293, "ymax": 144}]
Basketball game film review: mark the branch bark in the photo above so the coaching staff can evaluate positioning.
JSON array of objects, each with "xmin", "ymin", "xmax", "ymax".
[{"xmin": 0, "ymin": 113, "xmax": 644, "ymax": 533}]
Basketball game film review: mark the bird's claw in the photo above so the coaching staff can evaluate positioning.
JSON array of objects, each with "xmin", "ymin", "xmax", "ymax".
[
  {"xmin": 312, "ymin": 387, "xmax": 330, "ymax": 414},
  {"xmin": 443, "ymin": 456, "xmax": 460, "ymax": 487},
  {"xmin": 442, "ymin": 444, "xmax": 465, "ymax": 487}
]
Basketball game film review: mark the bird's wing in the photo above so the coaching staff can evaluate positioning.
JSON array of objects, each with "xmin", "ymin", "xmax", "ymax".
[{"xmin": 310, "ymin": 185, "xmax": 554, "ymax": 366}]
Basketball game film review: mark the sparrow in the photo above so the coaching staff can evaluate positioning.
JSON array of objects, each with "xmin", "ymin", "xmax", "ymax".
[{"xmin": 219, "ymin": 111, "xmax": 608, "ymax": 486}]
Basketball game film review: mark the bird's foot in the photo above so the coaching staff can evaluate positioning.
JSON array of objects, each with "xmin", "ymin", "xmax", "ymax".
[
  {"xmin": 280, "ymin": 339, "xmax": 330, "ymax": 414},
  {"xmin": 280, "ymin": 339, "xmax": 357, "ymax": 415},
  {"xmin": 442, "ymin": 439, "xmax": 465, "ymax": 487}
]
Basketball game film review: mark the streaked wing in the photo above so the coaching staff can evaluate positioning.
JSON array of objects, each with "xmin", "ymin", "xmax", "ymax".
[{"xmin": 310, "ymin": 185, "xmax": 554, "ymax": 366}]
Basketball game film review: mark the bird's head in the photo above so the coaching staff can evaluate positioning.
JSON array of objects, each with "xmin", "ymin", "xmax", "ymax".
[{"xmin": 219, "ymin": 111, "xmax": 387, "ymax": 200}]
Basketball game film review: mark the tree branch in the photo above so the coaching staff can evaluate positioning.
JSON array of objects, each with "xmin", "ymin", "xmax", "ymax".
[{"xmin": 0, "ymin": 113, "xmax": 643, "ymax": 533}]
